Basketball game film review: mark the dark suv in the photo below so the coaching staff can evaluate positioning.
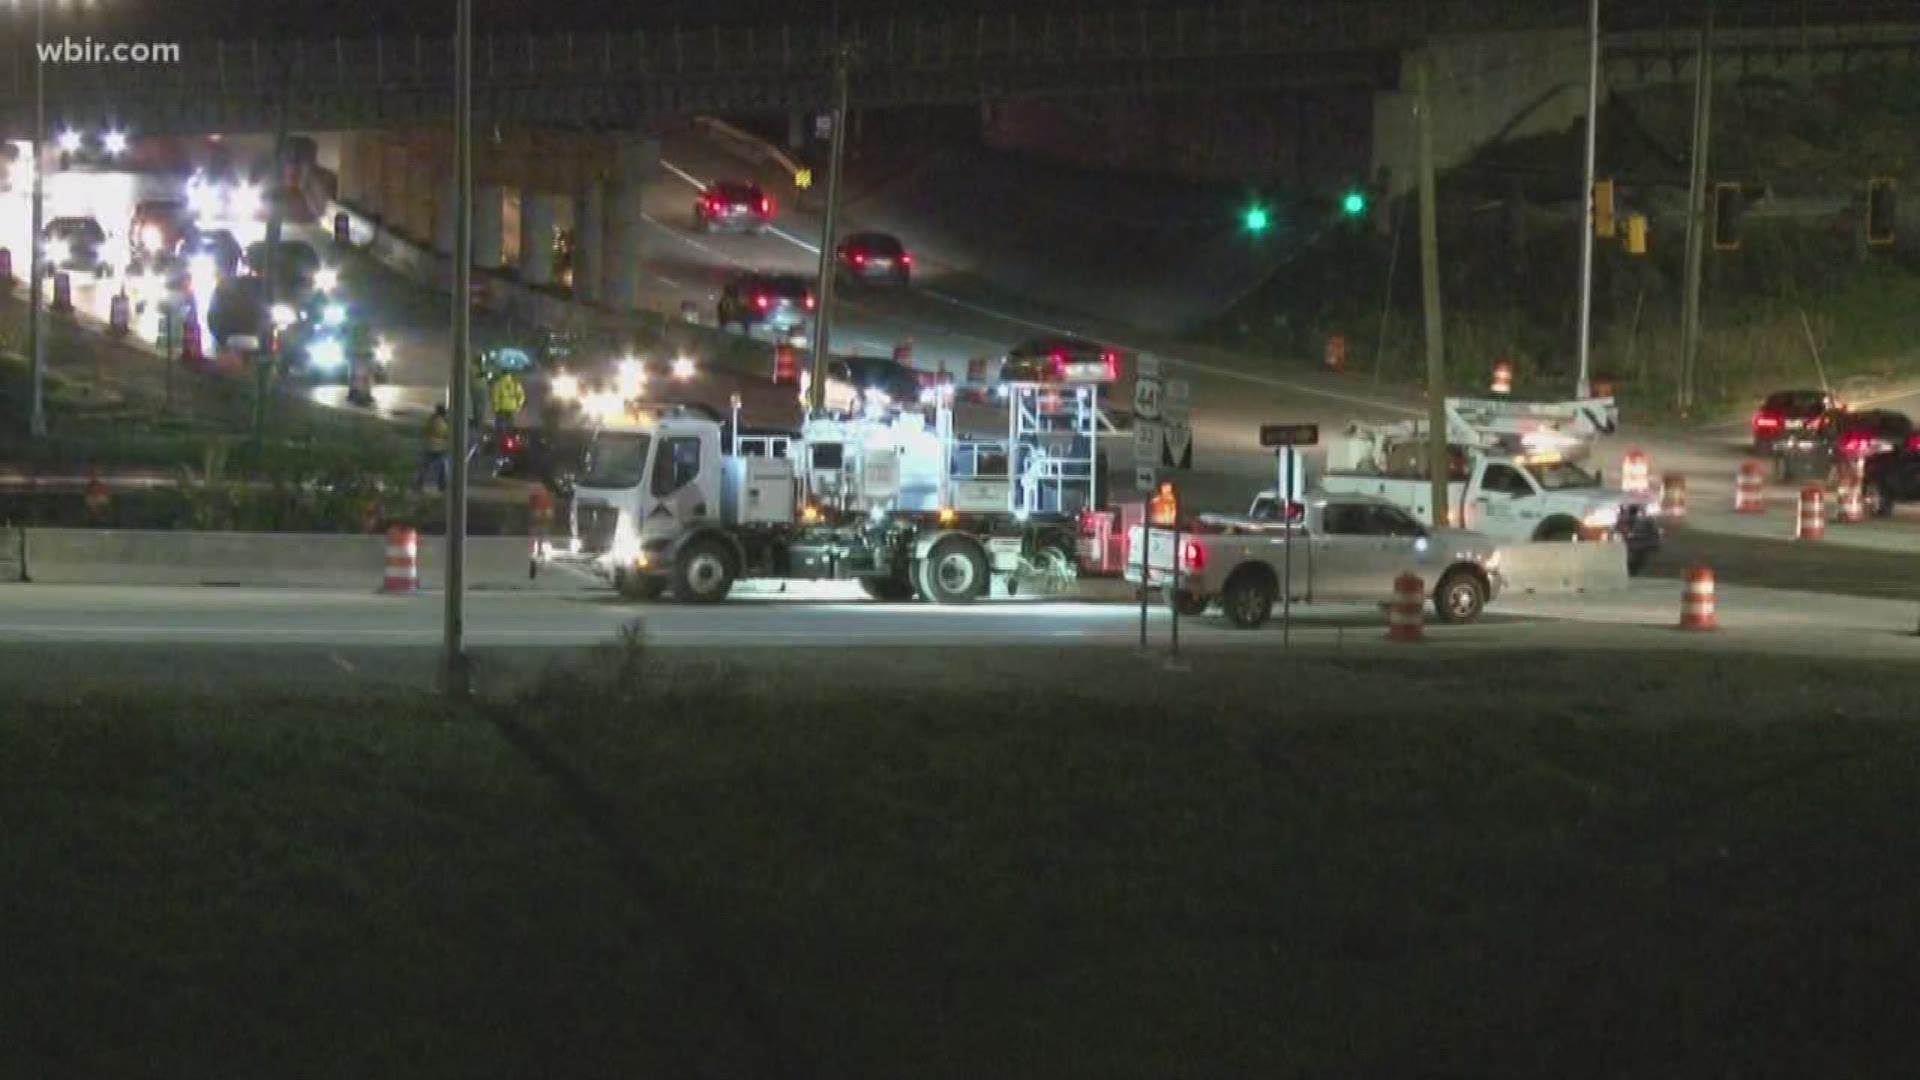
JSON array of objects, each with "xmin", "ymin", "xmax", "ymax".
[
  {"xmin": 693, "ymin": 181, "xmax": 773, "ymax": 235},
  {"xmin": 1772, "ymin": 407, "xmax": 1912, "ymax": 481},
  {"xmin": 1751, "ymin": 389, "xmax": 1839, "ymax": 454},
  {"xmin": 717, "ymin": 272, "xmax": 815, "ymax": 335},
  {"xmin": 1861, "ymin": 432, "xmax": 1920, "ymax": 516}
]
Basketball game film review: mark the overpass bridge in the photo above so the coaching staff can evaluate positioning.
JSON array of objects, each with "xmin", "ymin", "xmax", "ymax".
[{"xmin": 0, "ymin": 0, "xmax": 1915, "ymax": 135}]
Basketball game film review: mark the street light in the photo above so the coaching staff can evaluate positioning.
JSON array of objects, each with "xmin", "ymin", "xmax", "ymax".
[
  {"xmin": 55, "ymin": 128, "xmax": 80, "ymax": 154},
  {"xmin": 102, "ymin": 128, "xmax": 127, "ymax": 156}
]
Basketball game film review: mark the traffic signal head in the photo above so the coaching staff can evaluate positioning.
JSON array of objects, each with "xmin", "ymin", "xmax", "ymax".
[
  {"xmin": 1341, "ymin": 190, "xmax": 1367, "ymax": 216},
  {"xmin": 1243, "ymin": 205, "xmax": 1270, "ymax": 233}
]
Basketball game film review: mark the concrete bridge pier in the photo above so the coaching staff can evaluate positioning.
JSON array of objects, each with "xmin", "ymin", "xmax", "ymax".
[
  {"xmin": 474, "ymin": 185, "xmax": 506, "ymax": 270},
  {"xmin": 604, "ymin": 184, "xmax": 644, "ymax": 312},
  {"xmin": 519, "ymin": 192, "xmax": 558, "ymax": 286},
  {"xmin": 434, "ymin": 179, "xmax": 458, "ymax": 255},
  {"xmin": 574, "ymin": 180, "xmax": 605, "ymax": 305}
]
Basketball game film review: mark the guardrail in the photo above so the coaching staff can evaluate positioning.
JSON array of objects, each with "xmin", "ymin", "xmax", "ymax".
[{"xmin": 5, "ymin": 0, "xmax": 1908, "ymax": 97}]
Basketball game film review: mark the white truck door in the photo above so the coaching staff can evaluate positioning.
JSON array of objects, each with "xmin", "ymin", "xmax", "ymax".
[
  {"xmin": 645, "ymin": 428, "xmax": 721, "ymax": 533},
  {"xmin": 1466, "ymin": 461, "xmax": 1537, "ymax": 539},
  {"xmin": 1310, "ymin": 502, "xmax": 1399, "ymax": 600}
]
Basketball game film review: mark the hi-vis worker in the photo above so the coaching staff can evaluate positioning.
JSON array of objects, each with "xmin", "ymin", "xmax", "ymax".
[{"xmin": 490, "ymin": 370, "xmax": 526, "ymax": 433}]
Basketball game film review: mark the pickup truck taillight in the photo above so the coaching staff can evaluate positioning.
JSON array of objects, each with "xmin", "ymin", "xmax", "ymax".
[
  {"xmin": 1907, "ymin": 434, "xmax": 1920, "ymax": 452},
  {"xmin": 1752, "ymin": 411, "xmax": 1781, "ymax": 431},
  {"xmin": 1181, "ymin": 540, "xmax": 1206, "ymax": 572}
]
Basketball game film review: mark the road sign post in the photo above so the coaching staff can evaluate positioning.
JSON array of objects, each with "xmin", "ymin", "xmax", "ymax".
[{"xmin": 1260, "ymin": 424, "xmax": 1320, "ymax": 648}]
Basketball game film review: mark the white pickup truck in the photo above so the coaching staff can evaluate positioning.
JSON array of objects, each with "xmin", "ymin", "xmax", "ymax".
[
  {"xmin": 1125, "ymin": 492, "xmax": 1504, "ymax": 629},
  {"xmin": 1320, "ymin": 442, "xmax": 1661, "ymax": 573}
]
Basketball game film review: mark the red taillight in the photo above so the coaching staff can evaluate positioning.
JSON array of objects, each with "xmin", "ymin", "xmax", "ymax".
[
  {"xmin": 1049, "ymin": 349, "xmax": 1068, "ymax": 377},
  {"xmin": 1102, "ymin": 350, "xmax": 1119, "ymax": 380},
  {"xmin": 1753, "ymin": 412, "xmax": 1780, "ymax": 430},
  {"xmin": 503, "ymin": 435, "xmax": 520, "ymax": 451},
  {"xmin": 1907, "ymin": 434, "xmax": 1920, "ymax": 452},
  {"xmin": 1839, "ymin": 433, "xmax": 1869, "ymax": 455},
  {"xmin": 1181, "ymin": 540, "xmax": 1206, "ymax": 572},
  {"xmin": 758, "ymin": 197, "xmax": 771, "ymax": 216},
  {"xmin": 754, "ymin": 293, "xmax": 770, "ymax": 310},
  {"xmin": 900, "ymin": 252, "xmax": 913, "ymax": 265},
  {"xmin": 850, "ymin": 250, "xmax": 866, "ymax": 265},
  {"xmin": 1078, "ymin": 510, "xmax": 1099, "ymax": 535},
  {"xmin": 803, "ymin": 292, "xmax": 815, "ymax": 310}
]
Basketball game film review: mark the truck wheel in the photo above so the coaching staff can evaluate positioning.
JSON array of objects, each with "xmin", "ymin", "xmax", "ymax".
[
  {"xmin": 917, "ymin": 538, "xmax": 988, "ymax": 605},
  {"xmin": 614, "ymin": 568, "xmax": 666, "ymax": 602},
  {"xmin": 1169, "ymin": 591, "xmax": 1209, "ymax": 617},
  {"xmin": 671, "ymin": 538, "xmax": 735, "ymax": 603},
  {"xmin": 1533, "ymin": 517, "xmax": 1582, "ymax": 542},
  {"xmin": 1220, "ymin": 571, "xmax": 1274, "ymax": 629},
  {"xmin": 859, "ymin": 573, "xmax": 917, "ymax": 603},
  {"xmin": 1433, "ymin": 569, "xmax": 1487, "ymax": 625}
]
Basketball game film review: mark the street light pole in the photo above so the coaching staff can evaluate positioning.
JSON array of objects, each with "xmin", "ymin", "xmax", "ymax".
[
  {"xmin": 444, "ymin": 0, "xmax": 473, "ymax": 696},
  {"xmin": 806, "ymin": 50, "xmax": 850, "ymax": 415},
  {"xmin": 1678, "ymin": 0, "xmax": 1716, "ymax": 415},
  {"xmin": 28, "ymin": 0, "xmax": 47, "ymax": 438},
  {"xmin": 1574, "ymin": 0, "xmax": 1601, "ymax": 399}
]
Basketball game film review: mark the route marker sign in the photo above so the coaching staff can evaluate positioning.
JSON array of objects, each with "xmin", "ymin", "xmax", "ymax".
[{"xmin": 1160, "ymin": 378, "xmax": 1191, "ymax": 468}]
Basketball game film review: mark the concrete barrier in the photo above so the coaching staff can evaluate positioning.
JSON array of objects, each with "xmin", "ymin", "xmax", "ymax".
[
  {"xmin": 16, "ymin": 529, "xmax": 585, "ymax": 592},
  {"xmin": 1495, "ymin": 540, "xmax": 1629, "ymax": 596},
  {"xmin": 1, "ymin": 527, "xmax": 23, "ymax": 583}
]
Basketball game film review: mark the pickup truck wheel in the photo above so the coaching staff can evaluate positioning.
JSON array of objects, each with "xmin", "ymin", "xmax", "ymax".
[
  {"xmin": 1169, "ymin": 590, "xmax": 1209, "ymax": 617},
  {"xmin": 671, "ymin": 538, "xmax": 736, "ymax": 603},
  {"xmin": 1221, "ymin": 572, "xmax": 1275, "ymax": 629},
  {"xmin": 917, "ymin": 538, "xmax": 988, "ymax": 605},
  {"xmin": 1534, "ymin": 517, "xmax": 1582, "ymax": 542},
  {"xmin": 1434, "ymin": 570, "xmax": 1487, "ymax": 625}
]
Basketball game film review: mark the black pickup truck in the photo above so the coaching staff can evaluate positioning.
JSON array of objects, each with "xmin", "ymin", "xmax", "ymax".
[{"xmin": 1862, "ymin": 434, "xmax": 1920, "ymax": 516}]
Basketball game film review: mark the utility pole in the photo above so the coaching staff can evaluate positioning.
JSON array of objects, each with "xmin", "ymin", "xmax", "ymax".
[
  {"xmin": 1678, "ymin": 0, "xmax": 1716, "ymax": 415},
  {"xmin": 807, "ymin": 50, "xmax": 850, "ymax": 414},
  {"xmin": 27, "ymin": 0, "xmax": 46, "ymax": 438},
  {"xmin": 1575, "ymin": 0, "xmax": 1601, "ymax": 399},
  {"xmin": 445, "ymin": 0, "xmax": 474, "ymax": 697},
  {"xmin": 1416, "ymin": 53, "xmax": 1450, "ymax": 526}
]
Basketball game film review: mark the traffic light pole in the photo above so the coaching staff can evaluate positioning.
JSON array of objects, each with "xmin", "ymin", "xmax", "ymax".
[
  {"xmin": 807, "ymin": 53, "xmax": 850, "ymax": 415},
  {"xmin": 444, "ymin": 0, "xmax": 474, "ymax": 698},
  {"xmin": 1678, "ymin": 0, "xmax": 1716, "ymax": 415},
  {"xmin": 1574, "ymin": 0, "xmax": 1601, "ymax": 399},
  {"xmin": 1415, "ymin": 54, "xmax": 1450, "ymax": 527}
]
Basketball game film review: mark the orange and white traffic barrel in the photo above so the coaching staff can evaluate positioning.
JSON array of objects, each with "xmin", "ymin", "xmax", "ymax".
[
  {"xmin": 1658, "ymin": 473, "xmax": 1688, "ymax": 520},
  {"xmin": 1490, "ymin": 359, "xmax": 1512, "ymax": 395},
  {"xmin": 1678, "ymin": 565, "xmax": 1716, "ymax": 631},
  {"xmin": 1795, "ymin": 485, "xmax": 1825, "ymax": 541},
  {"xmin": 381, "ymin": 525, "xmax": 419, "ymax": 593},
  {"xmin": 1387, "ymin": 572, "xmax": 1426, "ymax": 642},
  {"xmin": 1733, "ymin": 460, "xmax": 1764, "ymax": 513},
  {"xmin": 1620, "ymin": 449, "xmax": 1650, "ymax": 495}
]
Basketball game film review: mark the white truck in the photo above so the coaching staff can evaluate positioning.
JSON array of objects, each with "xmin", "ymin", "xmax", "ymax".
[
  {"xmin": 552, "ymin": 370, "xmax": 1117, "ymax": 604},
  {"xmin": 1125, "ymin": 492, "xmax": 1504, "ymax": 628},
  {"xmin": 1319, "ymin": 397, "xmax": 1661, "ymax": 573}
]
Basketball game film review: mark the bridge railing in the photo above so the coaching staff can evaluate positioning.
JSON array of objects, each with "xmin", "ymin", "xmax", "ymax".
[{"xmin": 3, "ymin": 0, "xmax": 1909, "ymax": 98}]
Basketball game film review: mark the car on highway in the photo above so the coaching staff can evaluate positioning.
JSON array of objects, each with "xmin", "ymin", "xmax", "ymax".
[
  {"xmin": 1751, "ymin": 388, "xmax": 1841, "ymax": 453},
  {"xmin": 820, "ymin": 355, "xmax": 929, "ymax": 415},
  {"xmin": 693, "ymin": 180, "xmax": 774, "ymax": 234},
  {"xmin": 206, "ymin": 274, "xmax": 271, "ymax": 351},
  {"xmin": 1769, "ymin": 407, "xmax": 1913, "ymax": 481},
  {"xmin": 178, "ymin": 227, "xmax": 243, "ymax": 279},
  {"xmin": 1861, "ymin": 432, "xmax": 1920, "ymax": 516},
  {"xmin": 130, "ymin": 199, "xmax": 193, "ymax": 259},
  {"xmin": 244, "ymin": 239, "xmax": 324, "ymax": 299},
  {"xmin": 1126, "ymin": 492, "xmax": 1503, "ymax": 628},
  {"xmin": 997, "ymin": 336, "xmax": 1122, "ymax": 385},
  {"xmin": 40, "ymin": 216, "xmax": 113, "ymax": 276},
  {"xmin": 834, "ymin": 231, "xmax": 914, "ymax": 287},
  {"xmin": 716, "ymin": 271, "xmax": 815, "ymax": 335},
  {"xmin": 125, "ymin": 252, "xmax": 194, "ymax": 313}
]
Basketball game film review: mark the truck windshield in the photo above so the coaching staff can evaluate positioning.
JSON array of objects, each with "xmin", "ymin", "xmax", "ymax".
[
  {"xmin": 580, "ymin": 432, "xmax": 652, "ymax": 489},
  {"xmin": 1531, "ymin": 460, "xmax": 1601, "ymax": 490}
]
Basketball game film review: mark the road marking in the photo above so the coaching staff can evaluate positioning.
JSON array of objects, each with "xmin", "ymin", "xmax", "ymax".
[{"xmin": 328, "ymin": 653, "xmax": 356, "ymax": 674}]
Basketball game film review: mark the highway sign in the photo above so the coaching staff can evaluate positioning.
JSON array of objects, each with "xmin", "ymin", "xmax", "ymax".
[
  {"xmin": 1135, "ymin": 353, "xmax": 1161, "ymax": 379},
  {"xmin": 1134, "ymin": 418, "xmax": 1162, "ymax": 468},
  {"xmin": 1133, "ymin": 375, "xmax": 1163, "ymax": 421},
  {"xmin": 1163, "ymin": 377, "xmax": 1190, "ymax": 418},
  {"xmin": 1161, "ymin": 419, "xmax": 1192, "ymax": 469},
  {"xmin": 1135, "ymin": 464, "xmax": 1157, "ymax": 492},
  {"xmin": 1259, "ymin": 423, "xmax": 1320, "ymax": 448},
  {"xmin": 1275, "ymin": 447, "xmax": 1306, "ymax": 502}
]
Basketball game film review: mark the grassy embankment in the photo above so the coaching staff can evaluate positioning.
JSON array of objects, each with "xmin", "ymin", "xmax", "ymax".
[{"xmin": 6, "ymin": 641, "xmax": 1919, "ymax": 1078}]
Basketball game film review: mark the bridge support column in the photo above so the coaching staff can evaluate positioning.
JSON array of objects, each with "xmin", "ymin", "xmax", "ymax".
[
  {"xmin": 604, "ymin": 183, "xmax": 644, "ymax": 312},
  {"xmin": 787, "ymin": 109, "xmax": 805, "ymax": 150},
  {"xmin": 520, "ymin": 192, "xmax": 558, "ymax": 287},
  {"xmin": 474, "ymin": 185, "xmax": 505, "ymax": 270},
  {"xmin": 574, "ymin": 180, "xmax": 605, "ymax": 305},
  {"xmin": 400, "ymin": 139, "xmax": 436, "ymax": 243},
  {"xmin": 434, "ymin": 178, "xmax": 458, "ymax": 255}
]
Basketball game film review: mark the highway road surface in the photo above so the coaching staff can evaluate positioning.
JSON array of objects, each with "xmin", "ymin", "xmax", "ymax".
[{"xmin": 3, "ymin": 581, "xmax": 1917, "ymax": 695}]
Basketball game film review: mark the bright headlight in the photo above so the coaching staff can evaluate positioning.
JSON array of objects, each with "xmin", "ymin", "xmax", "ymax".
[
  {"xmin": 373, "ymin": 338, "xmax": 395, "ymax": 366},
  {"xmin": 1583, "ymin": 507, "xmax": 1618, "ymax": 529},
  {"xmin": 616, "ymin": 358, "xmax": 647, "ymax": 397},
  {"xmin": 140, "ymin": 225, "xmax": 163, "ymax": 250},
  {"xmin": 550, "ymin": 371, "xmax": 580, "ymax": 402},
  {"xmin": 321, "ymin": 303, "xmax": 346, "ymax": 327},
  {"xmin": 44, "ymin": 239, "xmax": 69, "ymax": 264},
  {"xmin": 307, "ymin": 338, "xmax": 345, "ymax": 370},
  {"xmin": 189, "ymin": 254, "xmax": 217, "ymax": 281},
  {"xmin": 230, "ymin": 183, "xmax": 262, "ymax": 219},
  {"xmin": 270, "ymin": 303, "xmax": 296, "ymax": 329},
  {"xmin": 670, "ymin": 356, "xmax": 697, "ymax": 381},
  {"xmin": 313, "ymin": 267, "xmax": 338, "ymax": 293}
]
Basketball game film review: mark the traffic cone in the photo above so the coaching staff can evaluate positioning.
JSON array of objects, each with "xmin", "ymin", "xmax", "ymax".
[
  {"xmin": 1387, "ymin": 573, "xmax": 1426, "ymax": 642},
  {"xmin": 1678, "ymin": 566, "xmax": 1716, "ymax": 630}
]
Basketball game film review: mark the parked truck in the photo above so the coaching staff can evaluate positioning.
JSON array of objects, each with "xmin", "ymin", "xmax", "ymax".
[
  {"xmin": 1125, "ymin": 491, "xmax": 1504, "ymax": 629},
  {"xmin": 551, "ymin": 365, "xmax": 1119, "ymax": 603},
  {"xmin": 1318, "ymin": 397, "xmax": 1661, "ymax": 573}
]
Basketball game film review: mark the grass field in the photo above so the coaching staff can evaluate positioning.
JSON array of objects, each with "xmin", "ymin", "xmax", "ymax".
[{"xmin": 6, "ymin": 644, "xmax": 1920, "ymax": 1078}]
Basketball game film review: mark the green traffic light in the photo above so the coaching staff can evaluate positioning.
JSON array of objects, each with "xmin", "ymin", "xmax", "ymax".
[
  {"xmin": 1244, "ymin": 206, "xmax": 1270, "ymax": 233},
  {"xmin": 1341, "ymin": 190, "xmax": 1367, "ymax": 216}
]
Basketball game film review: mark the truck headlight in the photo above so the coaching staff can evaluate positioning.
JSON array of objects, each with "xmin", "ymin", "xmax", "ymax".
[
  {"xmin": 1583, "ymin": 507, "xmax": 1618, "ymax": 529},
  {"xmin": 373, "ymin": 338, "xmax": 395, "ymax": 366},
  {"xmin": 313, "ymin": 267, "xmax": 338, "ymax": 293},
  {"xmin": 270, "ymin": 303, "xmax": 297, "ymax": 329},
  {"xmin": 44, "ymin": 239, "xmax": 69, "ymax": 264},
  {"xmin": 322, "ymin": 303, "xmax": 347, "ymax": 327},
  {"xmin": 307, "ymin": 338, "xmax": 345, "ymax": 370}
]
